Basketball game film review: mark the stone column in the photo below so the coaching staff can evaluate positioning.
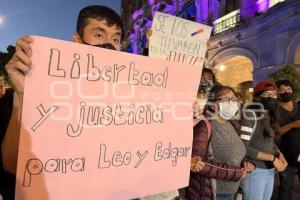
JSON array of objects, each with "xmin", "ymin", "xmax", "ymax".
[
  {"xmin": 240, "ymin": 0, "xmax": 257, "ymax": 21},
  {"xmin": 195, "ymin": 0, "xmax": 209, "ymax": 23},
  {"xmin": 209, "ymin": 0, "xmax": 221, "ymax": 23}
]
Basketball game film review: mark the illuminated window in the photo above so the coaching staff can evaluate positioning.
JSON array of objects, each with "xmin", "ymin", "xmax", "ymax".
[
  {"xmin": 270, "ymin": 0, "xmax": 286, "ymax": 8},
  {"xmin": 213, "ymin": 9, "xmax": 240, "ymax": 34}
]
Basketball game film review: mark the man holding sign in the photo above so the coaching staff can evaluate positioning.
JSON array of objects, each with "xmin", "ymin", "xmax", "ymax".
[
  {"xmin": 2, "ymin": 5, "xmax": 124, "ymax": 199},
  {"xmin": 2, "ymin": 5, "xmax": 201, "ymax": 200}
]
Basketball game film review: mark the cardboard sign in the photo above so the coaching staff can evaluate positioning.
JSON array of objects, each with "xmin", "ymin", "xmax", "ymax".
[
  {"xmin": 149, "ymin": 12, "xmax": 212, "ymax": 67},
  {"xmin": 15, "ymin": 36, "xmax": 201, "ymax": 200}
]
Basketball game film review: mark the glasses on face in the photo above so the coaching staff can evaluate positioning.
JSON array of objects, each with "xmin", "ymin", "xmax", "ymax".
[
  {"xmin": 260, "ymin": 91, "xmax": 278, "ymax": 99},
  {"xmin": 215, "ymin": 97, "xmax": 240, "ymax": 103}
]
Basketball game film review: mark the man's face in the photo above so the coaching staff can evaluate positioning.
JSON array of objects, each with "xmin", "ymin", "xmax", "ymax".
[
  {"xmin": 73, "ymin": 18, "xmax": 122, "ymax": 51},
  {"xmin": 278, "ymin": 84, "xmax": 293, "ymax": 103},
  {"xmin": 278, "ymin": 85, "xmax": 293, "ymax": 94},
  {"xmin": 0, "ymin": 79, "xmax": 5, "ymax": 97}
]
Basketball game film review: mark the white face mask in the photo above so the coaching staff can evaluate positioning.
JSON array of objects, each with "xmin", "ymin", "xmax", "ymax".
[{"xmin": 219, "ymin": 101, "xmax": 239, "ymax": 120}]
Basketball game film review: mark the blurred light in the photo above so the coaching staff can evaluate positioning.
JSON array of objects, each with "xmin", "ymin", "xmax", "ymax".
[
  {"xmin": 0, "ymin": 16, "xmax": 4, "ymax": 25},
  {"xmin": 219, "ymin": 64, "xmax": 226, "ymax": 71}
]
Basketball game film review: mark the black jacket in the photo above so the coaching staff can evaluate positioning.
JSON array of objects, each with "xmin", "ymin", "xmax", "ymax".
[{"xmin": 0, "ymin": 88, "xmax": 15, "ymax": 200}]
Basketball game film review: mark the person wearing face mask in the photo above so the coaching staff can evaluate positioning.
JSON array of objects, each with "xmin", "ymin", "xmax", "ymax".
[
  {"xmin": 1, "ymin": 5, "xmax": 123, "ymax": 199},
  {"xmin": 192, "ymin": 68, "xmax": 218, "ymax": 122},
  {"xmin": 183, "ymin": 84, "xmax": 254, "ymax": 200},
  {"xmin": 203, "ymin": 85, "xmax": 254, "ymax": 200},
  {"xmin": 192, "ymin": 79, "xmax": 211, "ymax": 122},
  {"xmin": 240, "ymin": 80, "xmax": 288, "ymax": 200},
  {"xmin": 201, "ymin": 68, "xmax": 219, "ymax": 88},
  {"xmin": 274, "ymin": 80, "xmax": 300, "ymax": 200}
]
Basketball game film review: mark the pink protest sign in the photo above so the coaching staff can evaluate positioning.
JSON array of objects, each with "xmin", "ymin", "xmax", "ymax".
[{"xmin": 15, "ymin": 36, "xmax": 201, "ymax": 200}]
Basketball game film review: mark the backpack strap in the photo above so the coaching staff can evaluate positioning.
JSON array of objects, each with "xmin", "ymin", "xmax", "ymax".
[{"xmin": 203, "ymin": 117, "xmax": 212, "ymax": 139}]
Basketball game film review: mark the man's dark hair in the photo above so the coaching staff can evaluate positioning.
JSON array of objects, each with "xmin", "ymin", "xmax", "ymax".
[
  {"xmin": 276, "ymin": 79, "xmax": 294, "ymax": 92},
  {"xmin": 76, "ymin": 5, "xmax": 124, "ymax": 40}
]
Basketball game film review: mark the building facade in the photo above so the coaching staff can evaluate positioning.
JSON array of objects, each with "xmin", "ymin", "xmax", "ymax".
[{"xmin": 121, "ymin": 0, "xmax": 300, "ymax": 98}]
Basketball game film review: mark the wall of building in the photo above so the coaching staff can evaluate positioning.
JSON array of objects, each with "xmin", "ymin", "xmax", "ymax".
[
  {"xmin": 207, "ymin": 0, "xmax": 300, "ymax": 83},
  {"xmin": 121, "ymin": 0, "xmax": 300, "ymax": 83}
]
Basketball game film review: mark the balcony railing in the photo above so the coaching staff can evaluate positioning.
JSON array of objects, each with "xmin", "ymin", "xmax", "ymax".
[{"xmin": 213, "ymin": 9, "xmax": 240, "ymax": 35}]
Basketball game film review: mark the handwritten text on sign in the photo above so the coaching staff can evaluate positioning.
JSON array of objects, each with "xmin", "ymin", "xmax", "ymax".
[
  {"xmin": 149, "ymin": 12, "xmax": 212, "ymax": 67},
  {"xmin": 15, "ymin": 36, "xmax": 201, "ymax": 200}
]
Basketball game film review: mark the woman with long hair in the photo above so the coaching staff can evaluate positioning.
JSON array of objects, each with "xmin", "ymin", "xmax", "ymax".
[
  {"xmin": 186, "ymin": 84, "xmax": 254, "ymax": 200},
  {"xmin": 204, "ymin": 85, "xmax": 254, "ymax": 200}
]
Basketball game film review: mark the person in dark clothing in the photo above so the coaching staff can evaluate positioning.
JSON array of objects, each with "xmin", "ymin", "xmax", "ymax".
[
  {"xmin": 240, "ymin": 80, "xmax": 288, "ymax": 200},
  {"xmin": 0, "ymin": 86, "xmax": 14, "ymax": 199},
  {"xmin": 275, "ymin": 80, "xmax": 300, "ymax": 200}
]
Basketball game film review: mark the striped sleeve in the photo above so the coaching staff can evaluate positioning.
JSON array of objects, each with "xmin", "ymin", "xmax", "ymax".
[{"xmin": 240, "ymin": 109, "xmax": 259, "ymax": 159}]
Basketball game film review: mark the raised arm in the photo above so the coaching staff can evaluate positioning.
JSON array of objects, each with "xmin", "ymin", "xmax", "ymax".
[{"xmin": 1, "ymin": 36, "xmax": 33, "ymax": 174}]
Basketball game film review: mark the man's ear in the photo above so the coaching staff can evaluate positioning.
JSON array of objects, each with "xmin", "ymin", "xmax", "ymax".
[{"xmin": 72, "ymin": 33, "xmax": 82, "ymax": 43}]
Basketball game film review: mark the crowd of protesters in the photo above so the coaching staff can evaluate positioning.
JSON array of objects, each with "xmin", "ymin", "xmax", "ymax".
[
  {"xmin": 183, "ymin": 70, "xmax": 300, "ymax": 200},
  {"xmin": 0, "ymin": 4, "xmax": 299, "ymax": 200}
]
